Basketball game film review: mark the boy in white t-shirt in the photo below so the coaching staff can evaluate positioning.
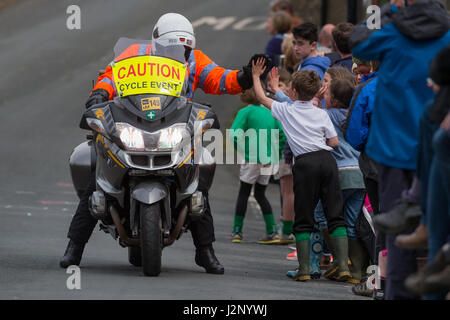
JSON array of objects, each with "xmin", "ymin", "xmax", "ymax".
[{"xmin": 251, "ymin": 57, "xmax": 351, "ymax": 282}]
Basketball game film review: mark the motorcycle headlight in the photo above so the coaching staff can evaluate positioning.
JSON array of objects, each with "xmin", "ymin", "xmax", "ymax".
[
  {"xmin": 158, "ymin": 125, "xmax": 186, "ymax": 150},
  {"xmin": 115, "ymin": 123, "xmax": 189, "ymax": 152},
  {"xmin": 116, "ymin": 123, "xmax": 145, "ymax": 151}
]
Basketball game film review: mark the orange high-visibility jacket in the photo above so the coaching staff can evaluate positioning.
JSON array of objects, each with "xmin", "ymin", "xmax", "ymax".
[{"xmin": 92, "ymin": 43, "xmax": 243, "ymax": 100}]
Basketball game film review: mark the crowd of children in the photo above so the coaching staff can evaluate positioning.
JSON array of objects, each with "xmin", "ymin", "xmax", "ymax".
[{"xmin": 229, "ymin": 0, "xmax": 450, "ymax": 300}]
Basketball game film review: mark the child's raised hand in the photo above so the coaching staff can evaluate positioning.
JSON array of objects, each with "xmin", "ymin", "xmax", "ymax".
[
  {"xmin": 316, "ymin": 84, "xmax": 328, "ymax": 100},
  {"xmin": 252, "ymin": 57, "xmax": 267, "ymax": 78},
  {"xmin": 267, "ymin": 67, "xmax": 280, "ymax": 92}
]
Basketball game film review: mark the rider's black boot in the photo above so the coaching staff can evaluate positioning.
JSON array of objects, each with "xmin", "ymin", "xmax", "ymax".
[
  {"xmin": 59, "ymin": 240, "xmax": 86, "ymax": 268},
  {"xmin": 195, "ymin": 245, "xmax": 225, "ymax": 274}
]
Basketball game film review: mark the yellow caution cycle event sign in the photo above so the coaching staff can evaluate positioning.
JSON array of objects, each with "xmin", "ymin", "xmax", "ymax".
[{"xmin": 111, "ymin": 56, "xmax": 187, "ymax": 98}]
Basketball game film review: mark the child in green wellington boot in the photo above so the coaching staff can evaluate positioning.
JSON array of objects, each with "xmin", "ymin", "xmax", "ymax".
[{"xmin": 251, "ymin": 57, "xmax": 351, "ymax": 281}]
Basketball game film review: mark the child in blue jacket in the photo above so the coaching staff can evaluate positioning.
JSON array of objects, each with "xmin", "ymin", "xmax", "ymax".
[{"xmin": 345, "ymin": 68, "xmax": 378, "ymax": 152}]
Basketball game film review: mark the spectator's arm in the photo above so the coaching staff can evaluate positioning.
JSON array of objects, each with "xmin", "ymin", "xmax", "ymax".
[
  {"xmin": 283, "ymin": 141, "xmax": 294, "ymax": 166},
  {"xmin": 324, "ymin": 114, "xmax": 339, "ymax": 148},
  {"xmin": 193, "ymin": 50, "xmax": 242, "ymax": 95},
  {"xmin": 326, "ymin": 136, "xmax": 340, "ymax": 148},
  {"xmin": 274, "ymin": 90, "xmax": 293, "ymax": 103}
]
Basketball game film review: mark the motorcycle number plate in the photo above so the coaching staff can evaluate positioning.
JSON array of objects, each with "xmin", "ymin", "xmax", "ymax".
[{"xmin": 141, "ymin": 97, "xmax": 161, "ymax": 111}]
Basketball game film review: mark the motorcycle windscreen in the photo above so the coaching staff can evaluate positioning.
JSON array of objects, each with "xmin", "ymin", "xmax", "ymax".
[
  {"xmin": 113, "ymin": 37, "xmax": 152, "ymax": 60},
  {"xmin": 113, "ymin": 37, "xmax": 187, "ymax": 64}
]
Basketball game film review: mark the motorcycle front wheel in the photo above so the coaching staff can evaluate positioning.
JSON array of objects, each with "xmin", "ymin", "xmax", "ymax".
[{"xmin": 139, "ymin": 202, "xmax": 163, "ymax": 276}]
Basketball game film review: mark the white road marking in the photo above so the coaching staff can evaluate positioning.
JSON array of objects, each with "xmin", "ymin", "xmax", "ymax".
[
  {"xmin": 192, "ymin": 16, "xmax": 237, "ymax": 30},
  {"xmin": 16, "ymin": 191, "xmax": 36, "ymax": 195},
  {"xmin": 192, "ymin": 16, "xmax": 267, "ymax": 31},
  {"xmin": 232, "ymin": 17, "xmax": 267, "ymax": 31}
]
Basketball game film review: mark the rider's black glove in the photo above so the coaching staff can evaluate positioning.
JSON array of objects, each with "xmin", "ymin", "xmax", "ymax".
[
  {"xmin": 236, "ymin": 54, "xmax": 272, "ymax": 90},
  {"xmin": 85, "ymin": 89, "xmax": 109, "ymax": 109}
]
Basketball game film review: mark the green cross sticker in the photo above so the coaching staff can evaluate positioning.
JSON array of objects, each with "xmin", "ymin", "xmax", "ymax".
[{"xmin": 146, "ymin": 111, "xmax": 156, "ymax": 120}]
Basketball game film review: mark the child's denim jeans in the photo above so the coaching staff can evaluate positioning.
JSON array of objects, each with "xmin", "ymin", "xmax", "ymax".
[{"xmin": 314, "ymin": 189, "xmax": 365, "ymax": 240}]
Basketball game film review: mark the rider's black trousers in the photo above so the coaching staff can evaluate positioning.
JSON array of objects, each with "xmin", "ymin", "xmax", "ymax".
[
  {"xmin": 67, "ymin": 172, "xmax": 216, "ymax": 249},
  {"xmin": 67, "ymin": 173, "xmax": 98, "ymax": 245}
]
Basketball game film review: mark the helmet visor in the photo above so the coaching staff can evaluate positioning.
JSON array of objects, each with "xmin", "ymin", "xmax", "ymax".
[{"xmin": 152, "ymin": 36, "xmax": 194, "ymax": 62}]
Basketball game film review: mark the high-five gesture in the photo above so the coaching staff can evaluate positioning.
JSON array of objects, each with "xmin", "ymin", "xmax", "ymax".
[
  {"xmin": 252, "ymin": 57, "xmax": 267, "ymax": 78},
  {"xmin": 252, "ymin": 57, "xmax": 274, "ymax": 110}
]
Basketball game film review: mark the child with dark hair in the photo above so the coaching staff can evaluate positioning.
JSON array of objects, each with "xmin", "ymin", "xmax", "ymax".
[
  {"xmin": 323, "ymin": 78, "xmax": 368, "ymax": 284},
  {"xmin": 291, "ymin": 22, "xmax": 331, "ymax": 80},
  {"xmin": 252, "ymin": 57, "xmax": 351, "ymax": 283},
  {"xmin": 331, "ymin": 23, "xmax": 354, "ymax": 71}
]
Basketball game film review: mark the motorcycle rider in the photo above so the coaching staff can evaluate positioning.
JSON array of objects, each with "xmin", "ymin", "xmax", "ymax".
[{"xmin": 60, "ymin": 13, "xmax": 268, "ymax": 274}]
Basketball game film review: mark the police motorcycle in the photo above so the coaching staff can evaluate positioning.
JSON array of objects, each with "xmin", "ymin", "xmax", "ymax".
[{"xmin": 69, "ymin": 38, "xmax": 218, "ymax": 276}]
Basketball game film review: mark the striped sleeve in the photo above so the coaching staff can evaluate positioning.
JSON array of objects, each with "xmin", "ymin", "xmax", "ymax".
[
  {"xmin": 91, "ymin": 65, "xmax": 115, "ymax": 100},
  {"xmin": 193, "ymin": 50, "xmax": 242, "ymax": 95}
]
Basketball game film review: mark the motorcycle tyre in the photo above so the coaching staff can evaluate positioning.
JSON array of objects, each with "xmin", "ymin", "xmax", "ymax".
[{"xmin": 140, "ymin": 202, "xmax": 163, "ymax": 276}]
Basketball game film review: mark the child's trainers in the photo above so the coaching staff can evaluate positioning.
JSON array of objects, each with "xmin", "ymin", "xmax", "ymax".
[
  {"xmin": 231, "ymin": 233, "xmax": 243, "ymax": 243},
  {"xmin": 257, "ymin": 232, "xmax": 280, "ymax": 245},
  {"xmin": 351, "ymin": 280, "xmax": 374, "ymax": 296},
  {"xmin": 280, "ymin": 234, "xmax": 296, "ymax": 245},
  {"xmin": 286, "ymin": 249, "xmax": 297, "ymax": 261},
  {"xmin": 286, "ymin": 270, "xmax": 297, "ymax": 278}
]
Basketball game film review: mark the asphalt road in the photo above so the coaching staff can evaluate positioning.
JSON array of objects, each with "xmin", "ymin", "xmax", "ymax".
[{"xmin": 0, "ymin": 0, "xmax": 370, "ymax": 300}]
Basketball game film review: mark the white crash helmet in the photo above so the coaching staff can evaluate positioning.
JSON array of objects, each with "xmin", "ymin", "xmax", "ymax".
[{"xmin": 151, "ymin": 13, "xmax": 196, "ymax": 62}]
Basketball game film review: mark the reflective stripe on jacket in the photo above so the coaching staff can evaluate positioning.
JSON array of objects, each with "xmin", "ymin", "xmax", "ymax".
[{"xmin": 91, "ymin": 44, "xmax": 242, "ymax": 100}]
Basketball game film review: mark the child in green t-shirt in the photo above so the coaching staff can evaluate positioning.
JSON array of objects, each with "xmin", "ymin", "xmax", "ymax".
[{"xmin": 230, "ymin": 86, "xmax": 286, "ymax": 244}]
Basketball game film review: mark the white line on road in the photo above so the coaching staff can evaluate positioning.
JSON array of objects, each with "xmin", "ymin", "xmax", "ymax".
[{"xmin": 192, "ymin": 16, "xmax": 267, "ymax": 31}]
